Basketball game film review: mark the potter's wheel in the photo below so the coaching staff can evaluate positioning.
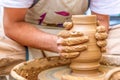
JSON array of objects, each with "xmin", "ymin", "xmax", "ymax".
[
  {"xmin": 11, "ymin": 56, "xmax": 120, "ymax": 80},
  {"xmin": 38, "ymin": 66, "xmax": 70, "ymax": 80},
  {"xmin": 38, "ymin": 65, "xmax": 115, "ymax": 80}
]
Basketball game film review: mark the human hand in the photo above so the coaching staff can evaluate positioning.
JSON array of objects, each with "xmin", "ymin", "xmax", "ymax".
[
  {"xmin": 95, "ymin": 25, "xmax": 108, "ymax": 52},
  {"xmin": 57, "ymin": 22, "xmax": 89, "ymax": 58}
]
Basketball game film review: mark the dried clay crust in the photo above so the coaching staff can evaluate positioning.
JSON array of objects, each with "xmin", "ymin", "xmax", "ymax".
[{"xmin": 13, "ymin": 56, "xmax": 70, "ymax": 80}]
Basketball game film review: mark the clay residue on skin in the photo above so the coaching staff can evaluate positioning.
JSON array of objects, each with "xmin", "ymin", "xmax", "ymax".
[{"xmin": 95, "ymin": 25, "xmax": 108, "ymax": 52}]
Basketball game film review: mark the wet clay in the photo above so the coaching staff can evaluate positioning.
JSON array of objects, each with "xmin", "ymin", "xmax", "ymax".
[
  {"xmin": 69, "ymin": 15, "xmax": 102, "ymax": 77},
  {"xmin": 14, "ymin": 57, "xmax": 70, "ymax": 80},
  {"xmin": 13, "ymin": 15, "xmax": 119, "ymax": 80},
  {"xmin": 38, "ymin": 65, "xmax": 118, "ymax": 80}
]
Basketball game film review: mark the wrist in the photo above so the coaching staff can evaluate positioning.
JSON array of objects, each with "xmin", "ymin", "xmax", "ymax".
[{"xmin": 92, "ymin": 11, "xmax": 109, "ymax": 33}]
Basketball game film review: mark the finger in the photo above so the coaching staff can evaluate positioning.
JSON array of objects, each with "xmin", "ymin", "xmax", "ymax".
[
  {"xmin": 95, "ymin": 32, "xmax": 108, "ymax": 40},
  {"xmin": 57, "ymin": 36, "xmax": 89, "ymax": 46},
  {"xmin": 97, "ymin": 21, "xmax": 100, "ymax": 26},
  {"xmin": 60, "ymin": 44, "xmax": 87, "ymax": 53},
  {"xmin": 101, "ymin": 47, "xmax": 106, "ymax": 52},
  {"xmin": 58, "ymin": 30, "xmax": 83, "ymax": 38},
  {"xmin": 63, "ymin": 22, "xmax": 73, "ymax": 30},
  {"xmin": 96, "ymin": 26, "xmax": 106, "ymax": 33},
  {"xmin": 60, "ymin": 52, "xmax": 80, "ymax": 58},
  {"xmin": 97, "ymin": 40, "xmax": 107, "ymax": 47}
]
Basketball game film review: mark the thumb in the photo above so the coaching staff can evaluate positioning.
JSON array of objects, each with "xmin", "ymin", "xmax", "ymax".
[{"xmin": 63, "ymin": 22, "xmax": 73, "ymax": 30}]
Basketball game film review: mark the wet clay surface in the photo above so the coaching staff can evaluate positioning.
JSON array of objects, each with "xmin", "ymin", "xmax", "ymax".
[{"xmin": 14, "ymin": 56, "xmax": 70, "ymax": 80}]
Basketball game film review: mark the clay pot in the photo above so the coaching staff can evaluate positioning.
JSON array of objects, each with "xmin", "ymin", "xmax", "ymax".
[{"xmin": 70, "ymin": 15, "xmax": 102, "ymax": 76}]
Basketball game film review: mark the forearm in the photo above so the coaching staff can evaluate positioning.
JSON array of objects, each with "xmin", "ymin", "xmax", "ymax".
[
  {"xmin": 4, "ymin": 21, "xmax": 58, "ymax": 52},
  {"xmin": 91, "ymin": 11, "xmax": 109, "ymax": 32}
]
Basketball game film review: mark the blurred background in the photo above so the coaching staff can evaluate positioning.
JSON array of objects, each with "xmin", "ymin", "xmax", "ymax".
[{"xmin": 110, "ymin": 14, "xmax": 120, "ymax": 26}]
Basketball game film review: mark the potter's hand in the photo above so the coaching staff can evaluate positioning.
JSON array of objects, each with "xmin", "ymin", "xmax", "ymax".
[
  {"xmin": 57, "ymin": 22, "xmax": 89, "ymax": 58},
  {"xmin": 95, "ymin": 25, "xmax": 108, "ymax": 52}
]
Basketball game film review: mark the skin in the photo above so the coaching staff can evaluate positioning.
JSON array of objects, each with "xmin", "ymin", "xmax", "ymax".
[
  {"xmin": 92, "ymin": 11, "xmax": 109, "ymax": 33},
  {"xmin": 4, "ymin": 8, "xmax": 58, "ymax": 52},
  {"xmin": 3, "ymin": 8, "xmax": 109, "ymax": 53}
]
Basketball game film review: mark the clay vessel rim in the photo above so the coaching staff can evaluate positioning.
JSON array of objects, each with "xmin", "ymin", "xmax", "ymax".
[{"xmin": 72, "ymin": 15, "xmax": 96, "ymax": 18}]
